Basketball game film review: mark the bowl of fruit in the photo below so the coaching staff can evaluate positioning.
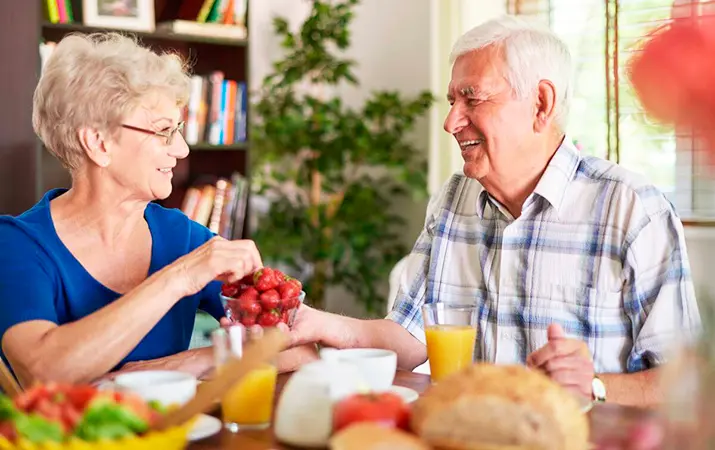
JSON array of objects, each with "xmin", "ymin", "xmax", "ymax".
[
  {"xmin": 0, "ymin": 383, "xmax": 193, "ymax": 450},
  {"xmin": 220, "ymin": 267, "xmax": 305, "ymax": 328}
]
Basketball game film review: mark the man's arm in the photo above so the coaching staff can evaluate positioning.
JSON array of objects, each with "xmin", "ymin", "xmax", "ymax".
[{"xmin": 600, "ymin": 369, "xmax": 661, "ymax": 408}]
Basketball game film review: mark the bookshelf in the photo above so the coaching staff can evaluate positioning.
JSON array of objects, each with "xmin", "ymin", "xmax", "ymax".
[{"xmin": 0, "ymin": 0, "xmax": 252, "ymax": 239}]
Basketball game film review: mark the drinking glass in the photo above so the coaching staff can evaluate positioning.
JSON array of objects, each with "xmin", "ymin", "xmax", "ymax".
[
  {"xmin": 421, "ymin": 302, "xmax": 478, "ymax": 382},
  {"xmin": 212, "ymin": 326, "xmax": 278, "ymax": 432}
]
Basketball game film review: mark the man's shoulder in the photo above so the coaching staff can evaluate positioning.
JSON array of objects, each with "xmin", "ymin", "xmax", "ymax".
[{"xmin": 575, "ymin": 156, "xmax": 676, "ymax": 219}]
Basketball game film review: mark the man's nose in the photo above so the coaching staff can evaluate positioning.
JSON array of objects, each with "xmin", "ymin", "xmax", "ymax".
[{"xmin": 444, "ymin": 104, "xmax": 469, "ymax": 135}]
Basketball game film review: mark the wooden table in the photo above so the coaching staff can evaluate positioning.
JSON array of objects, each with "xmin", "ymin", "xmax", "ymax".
[{"xmin": 189, "ymin": 371, "xmax": 655, "ymax": 449}]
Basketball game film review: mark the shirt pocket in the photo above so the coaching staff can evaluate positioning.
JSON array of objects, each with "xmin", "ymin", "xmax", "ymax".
[{"xmin": 528, "ymin": 284, "xmax": 629, "ymax": 371}]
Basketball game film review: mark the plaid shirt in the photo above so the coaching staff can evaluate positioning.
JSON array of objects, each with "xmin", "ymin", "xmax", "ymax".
[{"xmin": 387, "ymin": 139, "xmax": 702, "ymax": 373}]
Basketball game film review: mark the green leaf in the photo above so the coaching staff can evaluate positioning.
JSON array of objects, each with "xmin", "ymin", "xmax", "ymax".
[
  {"xmin": 73, "ymin": 400, "xmax": 148, "ymax": 441},
  {"xmin": 0, "ymin": 395, "xmax": 18, "ymax": 421},
  {"xmin": 13, "ymin": 414, "xmax": 64, "ymax": 444}
]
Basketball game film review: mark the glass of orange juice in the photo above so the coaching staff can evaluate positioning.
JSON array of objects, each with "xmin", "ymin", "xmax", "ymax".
[
  {"xmin": 212, "ymin": 326, "xmax": 278, "ymax": 432},
  {"xmin": 421, "ymin": 302, "xmax": 478, "ymax": 382}
]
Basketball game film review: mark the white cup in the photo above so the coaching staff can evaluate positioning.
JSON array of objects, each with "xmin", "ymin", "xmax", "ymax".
[
  {"xmin": 319, "ymin": 348, "xmax": 397, "ymax": 392},
  {"xmin": 112, "ymin": 370, "xmax": 197, "ymax": 407}
]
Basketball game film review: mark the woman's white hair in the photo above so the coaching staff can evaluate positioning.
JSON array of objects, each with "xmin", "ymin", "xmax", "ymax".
[
  {"xmin": 449, "ymin": 15, "xmax": 573, "ymax": 130},
  {"xmin": 32, "ymin": 32, "xmax": 191, "ymax": 172}
]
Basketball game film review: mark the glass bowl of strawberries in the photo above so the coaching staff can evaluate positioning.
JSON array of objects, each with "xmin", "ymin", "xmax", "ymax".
[{"xmin": 220, "ymin": 267, "xmax": 305, "ymax": 328}]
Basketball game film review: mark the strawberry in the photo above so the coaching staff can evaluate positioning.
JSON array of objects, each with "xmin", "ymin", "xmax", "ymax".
[
  {"xmin": 273, "ymin": 269, "xmax": 286, "ymax": 282},
  {"xmin": 239, "ymin": 273, "xmax": 255, "ymax": 286},
  {"xmin": 281, "ymin": 310, "xmax": 290, "ymax": 324},
  {"xmin": 238, "ymin": 296, "xmax": 261, "ymax": 316},
  {"xmin": 278, "ymin": 282, "xmax": 301, "ymax": 301},
  {"xmin": 285, "ymin": 276, "xmax": 303, "ymax": 291},
  {"xmin": 237, "ymin": 286, "xmax": 259, "ymax": 303},
  {"xmin": 254, "ymin": 268, "xmax": 281, "ymax": 291},
  {"xmin": 257, "ymin": 310, "xmax": 281, "ymax": 327},
  {"xmin": 221, "ymin": 283, "xmax": 240, "ymax": 298},
  {"xmin": 259, "ymin": 289, "xmax": 281, "ymax": 310},
  {"xmin": 240, "ymin": 314, "xmax": 258, "ymax": 327}
]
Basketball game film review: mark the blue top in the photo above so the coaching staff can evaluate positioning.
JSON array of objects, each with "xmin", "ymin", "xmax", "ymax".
[{"xmin": 0, "ymin": 189, "xmax": 224, "ymax": 371}]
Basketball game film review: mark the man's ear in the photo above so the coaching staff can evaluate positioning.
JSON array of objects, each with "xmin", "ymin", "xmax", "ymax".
[
  {"xmin": 77, "ymin": 127, "xmax": 112, "ymax": 168},
  {"xmin": 533, "ymin": 79, "xmax": 557, "ymax": 133}
]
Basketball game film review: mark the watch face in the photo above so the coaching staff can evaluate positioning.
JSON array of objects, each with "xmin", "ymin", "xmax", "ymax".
[{"xmin": 592, "ymin": 377, "xmax": 606, "ymax": 401}]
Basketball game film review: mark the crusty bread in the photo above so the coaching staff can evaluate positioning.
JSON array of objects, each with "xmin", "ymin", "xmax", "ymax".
[
  {"xmin": 330, "ymin": 423, "xmax": 432, "ymax": 450},
  {"xmin": 410, "ymin": 364, "xmax": 590, "ymax": 450}
]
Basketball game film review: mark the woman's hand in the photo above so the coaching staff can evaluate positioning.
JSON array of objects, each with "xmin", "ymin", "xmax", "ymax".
[{"xmin": 169, "ymin": 236, "xmax": 263, "ymax": 297}]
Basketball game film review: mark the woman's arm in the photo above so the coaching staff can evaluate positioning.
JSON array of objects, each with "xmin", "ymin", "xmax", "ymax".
[{"xmin": 2, "ymin": 237, "xmax": 262, "ymax": 386}]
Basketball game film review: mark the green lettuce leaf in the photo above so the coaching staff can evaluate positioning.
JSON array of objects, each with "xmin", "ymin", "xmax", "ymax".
[
  {"xmin": 73, "ymin": 399, "xmax": 148, "ymax": 442},
  {"xmin": 13, "ymin": 414, "xmax": 63, "ymax": 443},
  {"xmin": 0, "ymin": 396, "xmax": 18, "ymax": 421}
]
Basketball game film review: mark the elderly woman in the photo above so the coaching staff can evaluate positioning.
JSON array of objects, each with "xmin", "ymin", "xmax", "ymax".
[{"xmin": 0, "ymin": 32, "xmax": 313, "ymax": 387}]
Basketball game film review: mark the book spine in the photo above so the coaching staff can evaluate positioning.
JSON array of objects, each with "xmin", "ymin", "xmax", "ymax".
[
  {"xmin": 235, "ymin": 82, "xmax": 247, "ymax": 142},
  {"xmin": 64, "ymin": 0, "xmax": 74, "ymax": 22},
  {"xmin": 197, "ymin": 0, "xmax": 217, "ymax": 22},
  {"xmin": 46, "ymin": 0, "xmax": 60, "ymax": 24},
  {"xmin": 56, "ymin": 0, "xmax": 68, "ymax": 23}
]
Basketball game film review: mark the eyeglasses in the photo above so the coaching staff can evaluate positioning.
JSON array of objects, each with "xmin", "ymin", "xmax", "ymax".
[{"xmin": 120, "ymin": 121, "xmax": 185, "ymax": 145}]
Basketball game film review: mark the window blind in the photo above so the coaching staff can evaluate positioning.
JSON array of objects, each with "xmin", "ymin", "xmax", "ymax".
[{"xmin": 509, "ymin": 0, "xmax": 715, "ymax": 219}]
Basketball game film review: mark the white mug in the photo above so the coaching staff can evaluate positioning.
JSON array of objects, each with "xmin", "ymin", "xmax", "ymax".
[
  {"xmin": 112, "ymin": 370, "xmax": 197, "ymax": 407},
  {"xmin": 319, "ymin": 348, "xmax": 397, "ymax": 392}
]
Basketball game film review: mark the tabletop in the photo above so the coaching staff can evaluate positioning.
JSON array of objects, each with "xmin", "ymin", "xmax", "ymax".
[{"xmin": 188, "ymin": 370, "xmax": 655, "ymax": 449}]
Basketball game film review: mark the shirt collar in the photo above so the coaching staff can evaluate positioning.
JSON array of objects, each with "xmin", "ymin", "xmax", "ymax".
[
  {"xmin": 475, "ymin": 137, "xmax": 581, "ymax": 220},
  {"xmin": 532, "ymin": 137, "xmax": 581, "ymax": 218}
]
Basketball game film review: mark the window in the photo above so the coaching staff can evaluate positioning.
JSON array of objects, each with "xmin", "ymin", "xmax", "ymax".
[{"xmin": 510, "ymin": 0, "xmax": 715, "ymax": 219}]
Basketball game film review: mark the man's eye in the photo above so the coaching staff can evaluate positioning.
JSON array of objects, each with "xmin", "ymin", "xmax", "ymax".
[{"xmin": 160, "ymin": 127, "xmax": 172, "ymax": 133}]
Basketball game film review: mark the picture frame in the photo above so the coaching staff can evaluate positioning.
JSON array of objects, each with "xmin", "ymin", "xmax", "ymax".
[{"xmin": 82, "ymin": 0, "xmax": 155, "ymax": 32}]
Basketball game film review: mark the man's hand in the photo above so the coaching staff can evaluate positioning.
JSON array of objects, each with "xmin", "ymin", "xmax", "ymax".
[{"xmin": 526, "ymin": 323, "xmax": 594, "ymax": 399}]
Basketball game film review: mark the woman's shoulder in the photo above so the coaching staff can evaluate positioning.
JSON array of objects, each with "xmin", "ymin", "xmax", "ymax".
[
  {"xmin": 0, "ymin": 190, "xmax": 62, "ymax": 249},
  {"xmin": 145, "ymin": 202, "xmax": 215, "ymax": 247}
]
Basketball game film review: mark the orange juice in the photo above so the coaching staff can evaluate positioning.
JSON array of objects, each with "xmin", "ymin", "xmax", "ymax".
[
  {"xmin": 221, "ymin": 363, "xmax": 278, "ymax": 427},
  {"xmin": 425, "ymin": 325, "xmax": 477, "ymax": 381}
]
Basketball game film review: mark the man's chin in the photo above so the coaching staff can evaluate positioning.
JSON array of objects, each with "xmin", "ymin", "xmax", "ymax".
[{"xmin": 463, "ymin": 162, "xmax": 487, "ymax": 180}]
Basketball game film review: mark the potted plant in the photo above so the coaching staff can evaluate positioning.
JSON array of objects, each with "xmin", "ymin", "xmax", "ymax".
[{"xmin": 250, "ymin": 0, "xmax": 434, "ymax": 313}]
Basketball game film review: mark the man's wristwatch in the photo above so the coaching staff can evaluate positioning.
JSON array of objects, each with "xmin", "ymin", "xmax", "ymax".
[{"xmin": 592, "ymin": 376, "xmax": 606, "ymax": 403}]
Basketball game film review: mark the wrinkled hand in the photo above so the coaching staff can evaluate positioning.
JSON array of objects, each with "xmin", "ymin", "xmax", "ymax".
[
  {"xmin": 170, "ymin": 236, "xmax": 263, "ymax": 297},
  {"xmin": 526, "ymin": 323, "xmax": 594, "ymax": 399}
]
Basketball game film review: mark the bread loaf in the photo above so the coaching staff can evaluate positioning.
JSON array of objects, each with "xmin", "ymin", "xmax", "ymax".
[
  {"xmin": 330, "ymin": 423, "xmax": 432, "ymax": 450},
  {"xmin": 410, "ymin": 364, "xmax": 589, "ymax": 450}
]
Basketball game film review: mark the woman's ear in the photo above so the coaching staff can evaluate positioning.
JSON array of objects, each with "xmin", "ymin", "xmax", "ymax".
[
  {"xmin": 533, "ymin": 79, "xmax": 557, "ymax": 133},
  {"xmin": 77, "ymin": 127, "xmax": 111, "ymax": 168}
]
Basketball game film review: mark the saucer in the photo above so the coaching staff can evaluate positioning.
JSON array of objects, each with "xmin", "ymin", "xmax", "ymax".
[
  {"xmin": 188, "ymin": 414, "xmax": 222, "ymax": 441},
  {"xmin": 389, "ymin": 385, "xmax": 420, "ymax": 403}
]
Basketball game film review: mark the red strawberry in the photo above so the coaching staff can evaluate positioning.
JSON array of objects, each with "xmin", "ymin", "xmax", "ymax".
[
  {"xmin": 221, "ymin": 283, "xmax": 240, "ymax": 298},
  {"xmin": 273, "ymin": 269, "xmax": 285, "ymax": 281},
  {"xmin": 281, "ymin": 310, "xmax": 290, "ymax": 324},
  {"xmin": 285, "ymin": 276, "xmax": 303, "ymax": 291},
  {"xmin": 240, "ymin": 314, "xmax": 258, "ymax": 327},
  {"xmin": 254, "ymin": 268, "xmax": 281, "ymax": 291},
  {"xmin": 239, "ymin": 273, "xmax": 255, "ymax": 286},
  {"xmin": 257, "ymin": 310, "xmax": 281, "ymax": 327},
  {"xmin": 238, "ymin": 297, "xmax": 261, "ymax": 316},
  {"xmin": 278, "ymin": 282, "xmax": 301, "ymax": 301},
  {"xmin": 259, "ymin": 289, "xmax": 281, "ymax": 310},
  {"xmin": 237, "ymin": 286, "xmax": 259, "ymax": 303}
]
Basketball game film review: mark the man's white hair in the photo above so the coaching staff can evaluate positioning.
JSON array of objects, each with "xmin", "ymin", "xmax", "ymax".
[{"xmin": 449, "ymin": 15, "xmax": 573, "ymax": 130}]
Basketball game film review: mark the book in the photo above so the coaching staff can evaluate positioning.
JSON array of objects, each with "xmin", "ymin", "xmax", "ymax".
[{"xmin": 155, "ymin": 20, "xmax": 247, "ymax": 40}]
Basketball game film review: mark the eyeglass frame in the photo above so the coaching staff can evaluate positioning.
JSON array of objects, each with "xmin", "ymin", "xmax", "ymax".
[{"xmin": 120, "ymin": 121, "xmax": 185, "ymax": 145}]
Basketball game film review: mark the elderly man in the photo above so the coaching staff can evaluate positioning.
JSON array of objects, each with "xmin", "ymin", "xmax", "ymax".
[{"xmin": 288, "ymin": 15, "xmax": 701, "ymax": 407}]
